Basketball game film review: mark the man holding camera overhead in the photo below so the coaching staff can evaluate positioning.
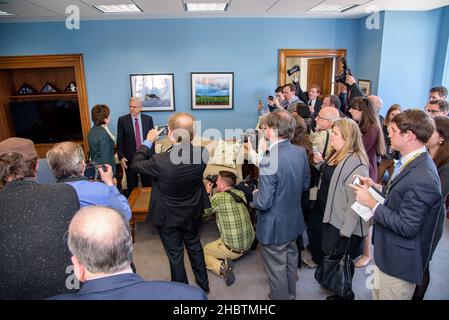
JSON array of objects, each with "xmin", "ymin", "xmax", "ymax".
[
  {"xmin": 117, "ymin": 97, "xmax": 154, "ymax": 197},
  {"xmin": 202, "ymin": 171, "xmax": 255, "ymax": 287},
  {"xmin": 131, "ymin": 112, "xmax": 211, "ymax": 294}
]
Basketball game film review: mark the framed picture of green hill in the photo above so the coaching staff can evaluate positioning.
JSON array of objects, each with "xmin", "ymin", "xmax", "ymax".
[{"xmin": 191, "ymin": 72, "xmax": 234, "ymax": 110}]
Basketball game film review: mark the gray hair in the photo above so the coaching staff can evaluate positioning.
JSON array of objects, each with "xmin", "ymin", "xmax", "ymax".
[
  {"xmin": 68, "ymin": 206, "xmax": 132, "ymax": 274},
  {"xmin": 46, "ymin": 142, "xmax": 84, "ymax": 179},
  {"xmin": 265, "ymin": 110, "xmax": 296, "ymax": 141},
  {"xmin": 129, "ymin": 96, "xmax": 142, "ymax": 105}
]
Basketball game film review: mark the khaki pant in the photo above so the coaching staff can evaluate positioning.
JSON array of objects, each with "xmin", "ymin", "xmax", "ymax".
[
  {"xmin": 203, "ymin": 239, "xmax": 243, "ymax": 276},
  {"xmin": 372, "ymin": 265, "xmax": 416, "ymax": 300}
]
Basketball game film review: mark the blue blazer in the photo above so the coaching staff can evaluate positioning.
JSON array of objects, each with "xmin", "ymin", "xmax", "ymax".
[
  {"xmin": 49, "ymin": 273, "xmax": 207, "ymax": 300},
  {"xmin": 253, "ymin": 140, "xmax": 310, "ymax": 245},
  {"xmin": 373, "ymin": 152, "xmax": 441, "ymax": 285}
]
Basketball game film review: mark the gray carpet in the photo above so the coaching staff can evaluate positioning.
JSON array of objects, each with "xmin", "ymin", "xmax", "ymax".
[{"xmin": 133, "ymin": 219, "xmax": 449, "ymax": 300}]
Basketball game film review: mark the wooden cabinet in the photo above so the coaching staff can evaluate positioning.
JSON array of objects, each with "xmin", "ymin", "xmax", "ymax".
[{"xmin": 0, "ymin": 54, "xmax": 90, "ymax": 157}]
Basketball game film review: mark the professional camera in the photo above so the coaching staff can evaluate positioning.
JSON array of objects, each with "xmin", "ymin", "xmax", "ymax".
[
  {"xmin": 287, "ymin": 64, "xmax": 301, "ymax": 77},
  {"xmin": 335, "ymin": 57, "xmax": 352, "ymax": 84},
  {"xmin": 84, "ymin": 162, "xmax": 107, "ymax": 181},
  {"xmin": 158, "ymin": 125, "xmax": 169, "ymax": 135},
  {"xmin": 205, "ymin": 174, "xmax": 219, "ymax": 189}
]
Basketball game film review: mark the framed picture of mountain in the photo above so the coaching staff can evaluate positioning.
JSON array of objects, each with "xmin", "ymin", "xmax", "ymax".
[{"xmin": 190, "ymin": 72, "xmax": 234, "ymax": 110}]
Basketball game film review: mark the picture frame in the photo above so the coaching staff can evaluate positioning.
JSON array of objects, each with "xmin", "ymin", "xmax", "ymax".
[
  {"xmin": 130, "ymin": 74, "xmax": 175, "ymax": 111},
  {"xmin": 357, "ymin": 79, "xmax": 371, "ymax": 96},
  {"xmin": 191, "ymin": 72, "xmax": 234, "ymax": 110}
]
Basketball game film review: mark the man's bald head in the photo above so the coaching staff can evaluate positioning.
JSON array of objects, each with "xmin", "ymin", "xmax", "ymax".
[
  {"xmin": 68, "ymin": 206, "xmax": 132, "ymax": 274},
  {"xmin": 368, "ymin": 95, "xmax": 383, "ymax": 113},
  {"xmin": 316, "ymin": 106, "xmax": 340, "ymax": 131},
  {"xmin": 168, "ymin": 112, "xmax": 196, "ymax": 143}
]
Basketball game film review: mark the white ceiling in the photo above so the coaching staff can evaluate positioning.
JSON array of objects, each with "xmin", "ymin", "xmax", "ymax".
[{"xmin": 0, "ymin": 0, "xmax": 448, "ymax": 22}]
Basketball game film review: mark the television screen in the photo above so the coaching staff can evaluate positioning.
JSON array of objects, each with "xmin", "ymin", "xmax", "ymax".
[{"xmin": 9, "ymin": 100, "xmax": 83, "ymax": 143}]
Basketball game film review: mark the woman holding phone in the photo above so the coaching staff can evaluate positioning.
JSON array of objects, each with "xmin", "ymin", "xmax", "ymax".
[{"xmin": 313, "ymin": 118, "xmax": 370, "ymax": 300}]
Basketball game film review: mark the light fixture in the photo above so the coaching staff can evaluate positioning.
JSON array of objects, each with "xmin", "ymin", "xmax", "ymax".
[
  {"xmin": 0, "ymin": 10, "xmax": 15, "ymax": 16},
  {"xmin": 309, "ymin": 3, "xmax": 358, "ymax": 13},
  {"xmin": 94, "ymin": 4, "xmax": 142, "ymax": 13},
  {"xmin": 184, "ymin": 2, "xmax": 228, "ymax": 12}
]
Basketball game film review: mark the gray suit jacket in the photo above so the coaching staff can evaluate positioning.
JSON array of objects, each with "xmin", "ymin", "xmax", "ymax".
[{"xmin": 253, "ymin": 140, "xmax": 310, "ymax": 245}]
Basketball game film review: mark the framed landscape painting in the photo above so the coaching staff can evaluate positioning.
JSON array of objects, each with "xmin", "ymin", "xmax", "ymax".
[
  {"xmin": 130, "ymin": 73, "xmax": 175, "ymax": 111},
  {"xmin": 191, "ymin": 72, "xmax": 234, "ymax": 110}
]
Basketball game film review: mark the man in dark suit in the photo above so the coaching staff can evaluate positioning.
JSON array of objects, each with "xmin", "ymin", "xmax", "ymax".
[
  {"xmin": 351, "ymin": 110, "xmax": 441, "ymax": 300},
  {"xmin": 307, "ymin": 84, "xmax": 323, "ymax": 118},
  {"xmin": 117, "ymin": 97, "xmax": 154, "ymax": 197},
  {"xmin": 131, "ymin": 112, "xmax": 211, "ymax": 293},
  {"xmin": 253, "ymin": 111, "xmax": 310, "ymax": 300},
  {"xmin": 0, "ymin": 138, "xmax": 80, "ymax": 299},
  {"xmin": 50, "ymin": 206, "xmax": 207, "ymax": 300}
]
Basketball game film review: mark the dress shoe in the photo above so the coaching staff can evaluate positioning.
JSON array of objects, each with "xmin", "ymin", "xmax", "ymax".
[
  {"xmin": 326, "ymin": 292, "xmax": 355, "ymax": 300},
  {"xmin": 220, "ymin": 258, "xmax": 235, "ymax": 286}
]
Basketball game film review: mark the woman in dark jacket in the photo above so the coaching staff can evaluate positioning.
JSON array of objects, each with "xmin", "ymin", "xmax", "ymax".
[
  {"xmin": 348, "ymin": 97, "xmax": 386, "ymax": 267},
  {"xmin": 87, "ymin": 104, "xmax": 116, "ymax": 177},
  {"xmin": 413, "ymin": 116, "xmax": 449, "ymax": 299}
]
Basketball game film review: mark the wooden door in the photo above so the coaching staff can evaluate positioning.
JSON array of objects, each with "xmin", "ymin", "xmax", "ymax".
[{"xmin": 307, "ymin": 58, "xmax": 333, "ymax": 97}]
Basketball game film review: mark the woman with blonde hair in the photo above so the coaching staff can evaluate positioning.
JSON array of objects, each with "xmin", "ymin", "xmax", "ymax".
[{"xmin": 313, "ymin": 118, "xmax": 369, "ymax": 300}]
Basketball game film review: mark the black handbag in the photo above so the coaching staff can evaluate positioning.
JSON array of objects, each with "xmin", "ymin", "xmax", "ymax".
[{"xmin": 314, "ymin": 238, "xmax": 355, "ymax": 297}]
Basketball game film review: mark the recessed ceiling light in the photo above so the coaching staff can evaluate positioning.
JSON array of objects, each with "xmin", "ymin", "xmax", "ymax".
[
  {"xmin": 185, "ymin": 3, "xmax": 228, "ymax": 12},
  {"xmin": 94, "ymin": 4, "xmax": 142, "ymax": 14},
  {"xmin": 0, "ymin": 10, "xmax": 15, "ymax": 16},
  {"xmin": 309, "ymin": 4, "xmax": 358, "ymax": 13}
]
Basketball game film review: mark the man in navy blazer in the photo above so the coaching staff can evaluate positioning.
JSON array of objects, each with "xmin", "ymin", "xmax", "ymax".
[
  {"xmin": 253, "ymin": 111, "xmax": 310, "ymax": 300},
  {"xmin": 117, "ymin": 97, "xmax": 154, "ymax": 197},
  {"xmin": 50, "ymin": 206, "xmax": 207, "ymax": 300},
  {"xmin": 352, "ymin": 110, "xmax": 441, "ymax": 300}
]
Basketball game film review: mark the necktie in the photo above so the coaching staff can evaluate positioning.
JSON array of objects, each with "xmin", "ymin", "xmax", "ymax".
[
  {"xmin": 134, "ymin": 117, "xmax": 141, "ymax": 151},
  {"xmin": 391, "ymin": 159, "xmax": 402, "ymax": 180}
]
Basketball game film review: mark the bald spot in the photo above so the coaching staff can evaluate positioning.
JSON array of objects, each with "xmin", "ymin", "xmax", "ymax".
[
  {"xmin": 320, "ymin": 106, "xmax": 340, "ymax": 121},
  {"xmin": 69, "ymin": 206, "xmax": 125, "ymax": 245}
]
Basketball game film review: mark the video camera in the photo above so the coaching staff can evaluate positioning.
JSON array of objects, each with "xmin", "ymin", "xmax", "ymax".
[
  {"xmin": 335, "ymin": 57, "xmax": 352, "ymax": 84},
  {"xmin": 84, "ymin": 162, "xmax": 107, "ymax": 181},
  {"xmin": 287, "ymin": 64, "xmax": 300, "ymax": 77}
]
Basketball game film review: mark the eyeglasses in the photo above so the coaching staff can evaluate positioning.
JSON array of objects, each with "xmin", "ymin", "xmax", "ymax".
[
  {"xmin": 425, "ymin": 108, "xmax": 442, "ymax": 114},
  {"xmin": 317, "ymin": 115, "xmax": 331, "ymax": 121}
]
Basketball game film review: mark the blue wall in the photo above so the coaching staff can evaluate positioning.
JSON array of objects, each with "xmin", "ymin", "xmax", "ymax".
[
  {"xmin": 377, "ymin": 9, "xmax": 442, "ymax": 113},
  {"xmin": 0, "ymin": 18, "xmax": 358, "ymax": 135},
  {"xmin": 433, "ymin": 6, "xmax": 449, "ymax": 87},
  {"xmin": 355, "ymin": 11, "xmax": 384, "ymax": 96}
]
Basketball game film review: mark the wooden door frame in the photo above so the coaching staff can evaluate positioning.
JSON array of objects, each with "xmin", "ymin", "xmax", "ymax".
[{"xmin": 278, "ymin": 49, "xmax": 347, "ymax": 93}]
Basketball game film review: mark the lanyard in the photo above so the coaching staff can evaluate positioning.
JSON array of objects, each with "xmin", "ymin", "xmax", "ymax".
[{"xmin": 385, "ymin": 152, "xmax": 424, "ymax": 196}]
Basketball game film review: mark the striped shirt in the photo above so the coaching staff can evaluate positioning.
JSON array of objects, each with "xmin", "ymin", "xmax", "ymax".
[{"xmin": 203, "ymin": 189, "xmax": 255, "ymax": 251}]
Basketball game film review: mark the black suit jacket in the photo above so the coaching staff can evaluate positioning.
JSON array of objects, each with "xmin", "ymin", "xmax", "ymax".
[
  {"xmin": 373, "ymin": 152, "xmax": 441, "ymax": 285},
  {"xmin": 50, "ymin": 273, "xmax": 207, "ymax": 300},
  {"xmin": 117, "ymin": 113, "xmax": 154, "ymax": 163},
  {"xmin": 131, "ymin": 143, "xmax": 210, "ymax": 228}
]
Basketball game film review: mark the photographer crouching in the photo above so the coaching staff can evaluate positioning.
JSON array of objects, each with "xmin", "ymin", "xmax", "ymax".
[
  {"xmin": 203, "ymin": 171, "xmax": 255, "ymax": 287},
  {"xmin": 46, "ymin": 142, "xmax": 131, "ymax": 221}
]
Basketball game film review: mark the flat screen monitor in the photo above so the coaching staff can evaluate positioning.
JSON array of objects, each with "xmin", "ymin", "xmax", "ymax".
[{"xmin": 9, "ymin": 99, "xmax": 83, "ymax": 143}]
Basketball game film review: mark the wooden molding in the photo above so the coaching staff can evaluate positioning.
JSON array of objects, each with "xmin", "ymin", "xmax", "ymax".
[{"xmin": 278, "ymin": 49, "xmax": 347, "ymax": 93}]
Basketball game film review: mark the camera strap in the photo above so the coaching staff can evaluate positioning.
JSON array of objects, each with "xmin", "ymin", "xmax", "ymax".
[{"xmin": 225, "ymin": 189, "xmax": 248, "ymax": 207}]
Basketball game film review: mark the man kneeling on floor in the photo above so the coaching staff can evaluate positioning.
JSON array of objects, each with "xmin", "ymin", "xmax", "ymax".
[{"xmin": 203, "ymin": 171, "xmax": 255, "ymax": 286}]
